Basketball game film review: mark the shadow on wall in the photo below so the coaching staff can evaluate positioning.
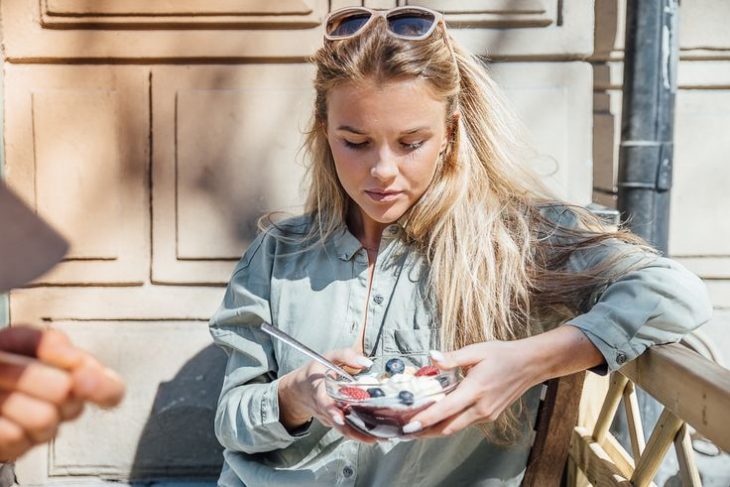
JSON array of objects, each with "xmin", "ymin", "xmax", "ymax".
[{"xmin": 129, "ymin": 345, "xmax": 227, "ymax": 481}]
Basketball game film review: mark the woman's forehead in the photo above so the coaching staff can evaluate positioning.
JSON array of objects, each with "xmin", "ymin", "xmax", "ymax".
[{"xmin": 326, "ymin": 78, "xmax": 447, "ymax": 127}]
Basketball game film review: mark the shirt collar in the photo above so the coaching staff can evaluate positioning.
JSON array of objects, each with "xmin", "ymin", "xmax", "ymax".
[{"xmin": 332, "ymin": 222, "xmax": 405, "ymax": 261}]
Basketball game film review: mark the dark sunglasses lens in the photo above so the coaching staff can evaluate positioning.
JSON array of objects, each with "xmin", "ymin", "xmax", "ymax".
[
  {"xmin": 387, "ymin": 11, "xmax": 436, "ymax": 37},
  {"xmin": 327, "ymin": 12, "xmax": 372, "ymax": 38}
]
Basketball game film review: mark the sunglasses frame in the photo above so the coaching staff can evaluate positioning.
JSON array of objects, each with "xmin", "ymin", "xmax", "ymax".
[{"xmin": 324, "ymin": 6, "xmax": 445, "ymax": 41}]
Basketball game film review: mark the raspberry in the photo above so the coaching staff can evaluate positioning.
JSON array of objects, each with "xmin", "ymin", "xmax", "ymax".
[
  {"xmin": 339, "ymin": 386, "xmax": 370, "ymax": 400},
  {"xmin": 415, "ymin": 365, "xmax": 439, "ymax": 377}
]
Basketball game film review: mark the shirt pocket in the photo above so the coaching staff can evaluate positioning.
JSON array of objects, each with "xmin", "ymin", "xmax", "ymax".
[{"xmin": 383, "ymin": 327, "xmax": 441, "ymax": 354}]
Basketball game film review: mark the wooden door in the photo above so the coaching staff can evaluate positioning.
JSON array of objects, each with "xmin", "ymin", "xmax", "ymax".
[{"xmin": 1, "ymin": 0, "xmax": 595, "ymax": 483}]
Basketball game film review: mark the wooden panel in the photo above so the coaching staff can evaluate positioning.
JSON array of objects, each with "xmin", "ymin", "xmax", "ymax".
[
  {"xmin": 46, "ymin": 0, "xmax": 314, "ymax": 15},
  {"xmin": 32, "ymin": 90, "xmax": 121, "ymax": 260},
  {"xmin": 2, "ymin": 0, "xmax": 594, "ymax": 61},
  {"xmin": 670, "ymin": 89, "xmax": 730, "ymax": 257},
  {"xmin": 491, "ymin": 62, "xmax": 593, "ymax": 205},
  {"xmin": 9, "ymin": 286, "xmax": 224, "ymax": 324},
  {"xmin": 620, "ymin": 344, "xmax": 730, "ymax": 454},
  {"xmin": 523, "ymin": 372, "xmax": 585, "ymax": 486},
  {"xmin": 406, "ymin": 0, "xmax": 556, "ymax": 27},
  {"xmin": 1, "ymin": 0, "xmax": 327, "ymax": 60},
  {"xmin": 14, "ymin": 321, "xmax": 225, "ymax": 482},
  {"xmin": 151, "ymin": 65, "xmax": 315, "ymax": 283},
  {"xmin": 675, "ymin": 257, "xmax": 730, "ymax": 279},
  {"xmin": 41, "ymin": 0, "xmax": 319, "ymax": 28},
  {"xmin": 3, "ymin": 65, "xmax": 149, "ymax": 284}
]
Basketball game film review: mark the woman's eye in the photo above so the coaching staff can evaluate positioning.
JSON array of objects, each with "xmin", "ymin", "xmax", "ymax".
[
  {"xmin": 402, "ymin": 141, "xmax": 424, "ymax": 150},
  {"xmin": 344, "ymin": 140, "xmax": 369, "ymax": 150}
]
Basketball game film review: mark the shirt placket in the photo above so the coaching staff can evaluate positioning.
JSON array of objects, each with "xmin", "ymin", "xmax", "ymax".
[
  {"xmin": 345, "ymin": 250, "xmax": 370, "ymax": 343},
  {"xmin": 364, "ymin": 241, "xmax": 399, "ymax": 356},
  {"xmin": 336, "ymin": 440, "xmax": 359, "ymax": 485}
]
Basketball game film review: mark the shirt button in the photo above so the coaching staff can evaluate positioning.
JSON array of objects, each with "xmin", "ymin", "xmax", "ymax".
[
  {"xmin": 616, "ymin": 352, "xmax": 628, "ymax": 365},
  {"xmin": 388, "ymin": 226, "xmax": 399, "ymax": 234},
  {"xmin": 373, "ymin": 294, "xmax": 384, "ymax": 305},
  {"xmin": 343, "ymin": 466, "xmax": 354, "ymax": 478}
]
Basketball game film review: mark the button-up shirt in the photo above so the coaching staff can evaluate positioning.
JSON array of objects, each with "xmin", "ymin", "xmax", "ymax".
[{"xmin": 209, "ymin": 208, "xmax": 712, "ymax": 487}]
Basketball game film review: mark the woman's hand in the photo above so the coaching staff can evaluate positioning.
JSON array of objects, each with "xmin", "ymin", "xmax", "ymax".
[
  {"xmin": 0, "ymin": 326, "xmax": 126, "ymax": 461},
  {"xmin": 402, "ymin": 326, "xmax": 604, "ymax": 437},
  {"xmin": 277, "ymin": 348, "xmax": 378, "ymax": 443},
  {"xmin": 401, "ymin": 341, "xmax": 542, "ymax": 437}
]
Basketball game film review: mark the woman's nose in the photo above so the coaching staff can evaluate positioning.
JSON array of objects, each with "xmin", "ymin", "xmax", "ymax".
[{"xmin": 370, "ymin": 148, "xmax": 398, "ymax": 181}]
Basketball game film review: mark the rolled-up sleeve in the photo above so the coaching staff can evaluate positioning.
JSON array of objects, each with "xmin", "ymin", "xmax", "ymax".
[
  {"xmin": 210, "ymin": 233, "xmax": 308, "ymax": 454},
  {"xmin": 567, "ymin": 244, "xmax": 713, "ymax": 374}
]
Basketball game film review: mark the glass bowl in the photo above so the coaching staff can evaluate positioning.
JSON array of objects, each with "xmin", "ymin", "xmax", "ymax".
[{"xmin": 325, "ymin": 352, "xmax": 460, "ymax": 439}]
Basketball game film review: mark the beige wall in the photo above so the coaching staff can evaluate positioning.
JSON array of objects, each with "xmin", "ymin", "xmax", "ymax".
[
  {"xmin": 591, "ymin": 0, "xmax": 730, "ymax": 361},
  {"xmin": 0, "ymin": 0, "xmax": 726, "ymax": 484}
]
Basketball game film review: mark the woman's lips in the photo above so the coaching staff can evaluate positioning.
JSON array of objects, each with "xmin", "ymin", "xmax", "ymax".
[{"xmin": 365, "ymin": 190, "xmax": 403, "ymax": 202}]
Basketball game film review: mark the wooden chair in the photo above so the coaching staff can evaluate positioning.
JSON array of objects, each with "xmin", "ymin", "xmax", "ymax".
[
  {"xmin": 523, "ymin": 372, "xmax": 587, "ymax": 486},
  {"xmin": 521, "ymin": 343, "xmax": 730, "ymax": 487}
]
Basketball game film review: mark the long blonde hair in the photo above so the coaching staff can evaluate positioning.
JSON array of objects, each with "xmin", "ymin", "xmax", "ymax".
[{"xmin": 290, "ymin": 19, "xmax": 649, "ymax": 440}]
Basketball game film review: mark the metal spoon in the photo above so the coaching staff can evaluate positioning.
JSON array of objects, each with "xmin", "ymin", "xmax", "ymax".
[{"xmin": 261, "ymin": 323, "xmax": 356, "ymax": 382}]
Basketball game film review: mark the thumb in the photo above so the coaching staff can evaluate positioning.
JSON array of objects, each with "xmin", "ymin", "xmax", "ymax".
[{"xmin": 430, "ymin": 343, "xmax": 486, "ymax": 369}]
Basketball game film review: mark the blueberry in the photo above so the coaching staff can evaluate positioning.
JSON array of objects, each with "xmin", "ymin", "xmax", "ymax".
[
  {"xmin": 398, "ymin": 390, "xmax": 414, "ymax": 406},
  {"xmin": 385, "ymin": 358, "xmax": 405, "ymax": 375},
  {"xmin": 437, "ymin": 376, "xmax": 451, "ymax": 388},
  {"xmin": 367, "ymin": 387, "xmax": 386, "ymax": 398}
]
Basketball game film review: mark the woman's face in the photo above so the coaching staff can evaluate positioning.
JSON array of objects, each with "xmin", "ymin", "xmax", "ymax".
[{"xmin": 326, "ymin": 78, "xmax": 450, "ymax": 232}]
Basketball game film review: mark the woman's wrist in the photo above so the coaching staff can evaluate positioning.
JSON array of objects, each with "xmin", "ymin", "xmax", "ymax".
[
  {"xmin": 519, "ymin": 325, "xmax": 604, "ymax": 384},
  {"xmin": 277, "ymin": 371, "xmax": 313, "ymax": 429}
]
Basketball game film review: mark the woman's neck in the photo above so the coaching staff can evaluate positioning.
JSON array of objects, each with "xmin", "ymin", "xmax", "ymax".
[{"xmin": 347, "ymin": 207, "xmax": 387, "ymax": 251}]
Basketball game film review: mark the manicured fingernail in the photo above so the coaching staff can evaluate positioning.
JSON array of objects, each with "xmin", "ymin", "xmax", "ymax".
[
  {"xmin": 355, "ymin": 356, "xmax": 374, "ymax": 368},
  {"xmin": 402, "ymin": 421, "xmax": 422, "ymax": 434},
  {"xmin": 429, "ymin": 350, "xmax": 446, "ymax": 362},
  {"xmin": 332, "ymin": 414, "xmax": 345, "ymax": 426}
]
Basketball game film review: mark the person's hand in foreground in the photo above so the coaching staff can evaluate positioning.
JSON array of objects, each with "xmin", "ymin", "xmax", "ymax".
[
  {"xmin": 278, "ymin": 348, "xmax": 378, "ymax": 444},
  {"xmin": 0, "ymin": 326, "xmax": 125, "ymax": 461},
  {"xmin": 402, "ymin": 326, "xmax": 603, "ymax": 437}
]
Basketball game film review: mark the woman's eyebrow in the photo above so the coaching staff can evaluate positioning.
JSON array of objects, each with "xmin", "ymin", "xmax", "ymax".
[
  {"xmin": 336, "ymin": 125, "xmax": 366, "ymax": 134},
  {"xmin": 401, "ymin": 127, "xmax": 431, "ymax": 135}
]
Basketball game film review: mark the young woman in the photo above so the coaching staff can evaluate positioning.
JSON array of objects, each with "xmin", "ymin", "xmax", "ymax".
[{"xmin": 210, "ymin": 6, "xmax": 711, "ymax": 486}]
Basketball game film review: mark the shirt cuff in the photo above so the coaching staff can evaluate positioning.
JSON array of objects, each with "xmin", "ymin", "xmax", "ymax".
[
  {"xmin": 565, "ymin": 311, "xmax": 638, "ymax": 375},
  {"xmin": 263, "ymin": 379, "xmax": 313, "ymax": 440}
]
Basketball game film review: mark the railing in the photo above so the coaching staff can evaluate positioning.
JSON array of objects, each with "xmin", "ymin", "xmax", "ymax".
[{"xmin": 569, "ymin": 343, "xmax": 730, "ymax": 486}]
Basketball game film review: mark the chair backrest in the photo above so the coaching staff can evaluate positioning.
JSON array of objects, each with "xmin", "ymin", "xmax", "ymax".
[{"xmin": 522, "ymin": 372, "xmax": 586, "ymax": 487}]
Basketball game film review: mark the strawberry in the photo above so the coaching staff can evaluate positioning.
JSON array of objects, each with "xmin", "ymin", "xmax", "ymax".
[
  {"xmin": 339, "ymin": 386, "xmax": 370, "ymax": 400},
  {"xmin": 415, "ymin": 365, "xmax": 439, "ymax": 377}
]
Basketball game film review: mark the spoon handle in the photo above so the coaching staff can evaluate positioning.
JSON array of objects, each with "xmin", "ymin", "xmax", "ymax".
[{"xmin": 261, "ymin": 323, "xmax": 356, "ymax": 382}]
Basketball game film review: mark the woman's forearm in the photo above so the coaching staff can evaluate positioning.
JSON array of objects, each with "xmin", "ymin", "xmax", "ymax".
[
  {"xmin": 277, "ymin": 372, "xmax": 314, "ymax": 429},
  {"xmin": 522, "ymin": 325, "xmax": 605, "ymax": 384}
]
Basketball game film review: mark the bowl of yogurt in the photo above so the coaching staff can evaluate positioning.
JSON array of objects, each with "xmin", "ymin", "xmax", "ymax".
[{"xmin": 325, "ymin": 352, "xmax": 460, "ymax": 439}]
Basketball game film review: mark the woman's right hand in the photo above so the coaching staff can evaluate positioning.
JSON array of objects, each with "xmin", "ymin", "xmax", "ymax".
[{"xmin": 277, "ymin": 348, "xmax": 377, "ymax": 443}]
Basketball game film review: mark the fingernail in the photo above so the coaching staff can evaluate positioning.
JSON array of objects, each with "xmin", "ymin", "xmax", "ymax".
[
  {"xmin": 402, "ymin": 421, "xmax": 422, "ymax": 434},
  {"xmin": 355, "ymin": 356, "xmax": 374, "ymax": 368},
  {"xmin": 429, "ymin": 350, "xmax": 446, "ymax": 362},
  {"xmin": 332, "ymin": 414, "xmax": 345, "ymax": 426}
]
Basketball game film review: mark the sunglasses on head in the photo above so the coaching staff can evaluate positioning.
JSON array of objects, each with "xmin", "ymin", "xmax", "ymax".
[{"xmin": 324, "ymin": 6, "xmax": 444, "ymax": 41}]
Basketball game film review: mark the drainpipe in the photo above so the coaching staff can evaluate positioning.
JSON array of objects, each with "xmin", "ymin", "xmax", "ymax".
[
  {"xmin": 614, "ymin": 1, "xmax": 680, "ymax": 478},
  {"xmin": 617, "ymin": 0, "xmax": 679, "ymax": 255}
]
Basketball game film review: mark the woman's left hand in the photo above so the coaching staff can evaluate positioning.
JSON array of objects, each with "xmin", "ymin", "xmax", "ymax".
[{"xmin": 402, "ymin": 340, "xmax": 544, "ymax": 437}]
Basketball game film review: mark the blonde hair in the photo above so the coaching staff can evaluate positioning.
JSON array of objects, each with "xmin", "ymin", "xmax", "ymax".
[{"xmin": 278, "ymin": 19, "xmax": 649, "ymax": 441}]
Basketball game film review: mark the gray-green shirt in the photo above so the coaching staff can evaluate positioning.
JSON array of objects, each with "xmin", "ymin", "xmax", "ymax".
[{"xmin": 209, "ymin": 210, "xmax": 712, "ymax": 487}]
